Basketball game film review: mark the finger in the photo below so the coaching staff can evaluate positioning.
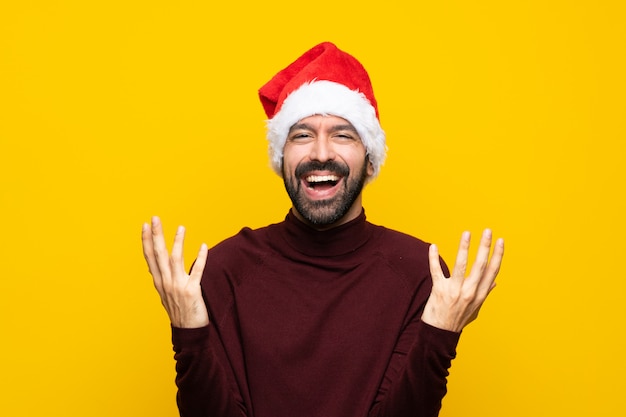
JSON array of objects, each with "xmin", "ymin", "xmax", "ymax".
[
  {"xmin": 142, "ymin": 222, "xmax": 163, "ymax": 291},
  {"xmin": 485, "ymin": 238, "xmax": 505, "ymax": 283},
  {"xmin": 476, "ymin": 237, "xmax": 504, "ymax": 297},
  {"xmin": 452, "ymin": 231, "xmax": 471, "ymax": 279},
  {"xmin": 189, "ymin": 243, "xmax": 208, "ymax": 285},
  {"xmin": 142, "ymin": 223, "xmax": 157, "ymax": 271},
  {"xmin": 151, "ymin": 216, "xmax": 172, "ymax": 281},
  {"xmin": 428, "ymin": 244, "xmax": 446, "ymax": 281},
  {"xmin": 468, "ymin": 229, "xmax": 493, "ymax": 283},
  {"xmin": 170, "ymin": 225, "xmax": 187, "ymax": 278}
]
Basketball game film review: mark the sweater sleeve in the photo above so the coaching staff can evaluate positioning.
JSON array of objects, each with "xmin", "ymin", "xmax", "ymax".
[
  {"xmin": 172, "ymin": 325, "xmax": 246, "ymax": 417},
  {"xmin": 369, "ymin": 320, "xmax": 460, "ymax": 417}
]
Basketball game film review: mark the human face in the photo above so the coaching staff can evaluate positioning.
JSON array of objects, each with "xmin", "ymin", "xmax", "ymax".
[{"xmin": 282, "ymin": 115, "xmax": 374, "ymax": 229}]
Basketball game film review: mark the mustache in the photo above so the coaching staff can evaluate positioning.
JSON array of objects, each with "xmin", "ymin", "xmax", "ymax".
[{"xmin": 295, "ymin": 161, "xmax": 350, "ymax": 178}]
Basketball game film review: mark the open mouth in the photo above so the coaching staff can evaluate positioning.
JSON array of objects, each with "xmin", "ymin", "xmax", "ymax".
[
  {"xmin": 294, "ymin": 161, "xmax": 349, "ymax": 199},
  {"xmin": 305, "ymin": 174, "xmax": 340, "ymax": 190}
]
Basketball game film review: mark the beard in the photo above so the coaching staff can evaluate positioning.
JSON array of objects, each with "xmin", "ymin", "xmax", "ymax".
[{"xmin": 283, "ymin": 159, "xmax": 369, "ymax": 226}]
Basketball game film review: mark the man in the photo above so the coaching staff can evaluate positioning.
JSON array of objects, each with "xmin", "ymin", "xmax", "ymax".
[{"xmin": 142, "ymin": 42, "xmax": 504, "ymax": 417}]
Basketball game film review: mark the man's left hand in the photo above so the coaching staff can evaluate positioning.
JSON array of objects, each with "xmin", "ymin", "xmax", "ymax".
[{"xmin": 422, "ymin": 229, "xmax": 504, "ymax": 333}]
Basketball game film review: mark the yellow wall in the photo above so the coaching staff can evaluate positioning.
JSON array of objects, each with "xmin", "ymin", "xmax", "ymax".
[{"xmin": 1, "ymin": 1, "xmax": 624, "ymax": 416}]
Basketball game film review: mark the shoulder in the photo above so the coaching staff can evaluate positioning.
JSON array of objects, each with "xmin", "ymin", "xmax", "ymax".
[
  {"xmin": 372, "ymin": 224, "xmax": 432, "ymax": 251},
  {"xmin": 207, "ymin": 222, "xmax": 279, "ymax": 267},
  {"xmin": 200, "ymin": 222, "xmax": 281, "ymax": 306},
  {"xmin": 368, "ymin": 223, "xmax": 446, "ymax": 280},
  {"xmin": 370, "ymin": 223, "xmax": 432, "ymax": 259}
]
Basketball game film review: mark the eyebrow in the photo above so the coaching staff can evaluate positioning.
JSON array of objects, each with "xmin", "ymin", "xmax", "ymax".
[{"xmin": 288, "ymin": 123, "xmax": 359, "ymax": 135}]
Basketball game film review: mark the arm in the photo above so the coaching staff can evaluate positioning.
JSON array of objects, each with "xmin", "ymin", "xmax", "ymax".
[
  {"xmin": 172, "ymin": 326, "xmax": 246, "ymax": 417},
  {"xmin": 371, "ymin": 229, "xmax": 504, "ymax": 417},
  {"xmin": 142, "ymin": 216, "xmax": 245, "ymax": 416},
  {"xmin": 370, "ymin": 320, "xmax": 460, "ymax": 417}
]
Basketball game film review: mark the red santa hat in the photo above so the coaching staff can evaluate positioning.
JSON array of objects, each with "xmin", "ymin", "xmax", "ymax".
[{"xmin": 258, "ymin": 42, "xmax": 387, "ymax": 178}]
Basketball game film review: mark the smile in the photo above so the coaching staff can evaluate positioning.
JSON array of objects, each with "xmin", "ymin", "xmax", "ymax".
[
  {"xmin": 305, "ymin": 174, "xmax": 340, "ymax": 189},
  {"xmin": 299, "ymin": 172, "xmax": 344, "ymax": 200}
]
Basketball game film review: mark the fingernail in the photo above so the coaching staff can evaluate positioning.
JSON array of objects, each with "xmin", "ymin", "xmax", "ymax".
[
  {"xmin": 177, "ymin": 225, "xmax": 185, "ymax": 234},
  {"xmin": 142, "ymin": 223, "xmax": 148, "ymax": 231}
]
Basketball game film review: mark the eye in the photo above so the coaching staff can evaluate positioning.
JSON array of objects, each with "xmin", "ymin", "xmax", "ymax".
[
  {"xmin": 288, "ymin": 131, "xmax": 314, "ymax": 142},
  {"xmin": 333, "ymin": 132, "xmax": 357, "ymax": 141}
]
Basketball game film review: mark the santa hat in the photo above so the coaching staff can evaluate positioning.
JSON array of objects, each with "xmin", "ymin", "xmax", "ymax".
[{"xmin": 258, "ymin": 42, "xmax": 386, "ymax": 178}]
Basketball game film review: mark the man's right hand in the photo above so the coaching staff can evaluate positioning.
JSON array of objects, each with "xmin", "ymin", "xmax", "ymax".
[{"xmin": 142, "ymin": 216, "xmax": 209, "ymax": 328}]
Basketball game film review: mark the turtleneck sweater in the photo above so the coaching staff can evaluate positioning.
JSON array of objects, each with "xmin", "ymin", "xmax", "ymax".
[{"xmin": 171, "ymin": 210, "xmax": 460, "ymax": 417}]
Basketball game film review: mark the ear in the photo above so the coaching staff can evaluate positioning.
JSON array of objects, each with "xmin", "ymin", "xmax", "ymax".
[{"xmin": 366, "ymin": 157, "xmax": 375, "ymax": 177}]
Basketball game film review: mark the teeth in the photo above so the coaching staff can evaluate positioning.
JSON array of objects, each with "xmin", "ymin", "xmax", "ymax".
[{"xmin": 306, "ymin": 175, "xmax": 339, "ymax": 183}]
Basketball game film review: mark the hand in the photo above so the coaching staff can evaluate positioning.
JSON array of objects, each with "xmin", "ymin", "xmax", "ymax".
[
  {"xmin": 142, "ymin": 216, "xmax": 209, "ymax": 328},
  {"xmin": 421, "ymin": 229, "xmax": 504, "ymax": 333}
]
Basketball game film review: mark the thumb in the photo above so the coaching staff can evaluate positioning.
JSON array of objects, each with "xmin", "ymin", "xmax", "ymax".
[{"xmin": 189, "ymin": 243, "xmax": 208, "ymax": 284}]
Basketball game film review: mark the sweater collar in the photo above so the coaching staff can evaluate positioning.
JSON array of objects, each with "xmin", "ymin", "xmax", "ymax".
[{"xmin": 280, "ymin": 209, "xmax": 373, "ymax": 257}]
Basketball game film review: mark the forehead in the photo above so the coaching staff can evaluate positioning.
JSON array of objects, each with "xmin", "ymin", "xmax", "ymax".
[{"xmin": 289, "ymin": 115, "xmax": 357, "ymax": 132}]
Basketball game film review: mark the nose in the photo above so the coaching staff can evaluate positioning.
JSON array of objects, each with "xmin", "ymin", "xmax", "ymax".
[{"xmin": 309, "ymin": 136, "xmax": 336, "ymax": 162}]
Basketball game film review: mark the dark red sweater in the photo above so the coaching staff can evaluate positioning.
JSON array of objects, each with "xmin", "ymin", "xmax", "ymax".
[{"xmin": 172, "ymin": 210, "xmax": 460, "ymax": 417}]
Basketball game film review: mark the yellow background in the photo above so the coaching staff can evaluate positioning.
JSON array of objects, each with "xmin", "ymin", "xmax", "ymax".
[{"xmin": 1, "ymin": 1, "xmax": 624, "ymax": 416}]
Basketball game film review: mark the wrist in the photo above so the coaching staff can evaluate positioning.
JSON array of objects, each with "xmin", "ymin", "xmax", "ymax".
[{"xmin": 421, "ymin": 305, "xmax": 463, "ymax": 333}]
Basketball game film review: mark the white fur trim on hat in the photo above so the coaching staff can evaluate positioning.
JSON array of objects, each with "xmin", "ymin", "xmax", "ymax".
[{"xmin": 266, "ymin": 80, "xmax": 387, "ymax": 179}]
